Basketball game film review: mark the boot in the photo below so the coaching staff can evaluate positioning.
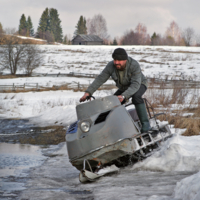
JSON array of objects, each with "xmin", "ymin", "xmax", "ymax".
[{"xmin": 135, "ymin": 103, "xmax": 151, "ymax": 133}]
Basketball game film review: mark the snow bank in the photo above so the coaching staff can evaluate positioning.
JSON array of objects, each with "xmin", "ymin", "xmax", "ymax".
[
  {"xmin": 0, "ymin": 91, "xmax": 80, "ymax": 126},
  {"xmin": 0, "ymin": 90, "xmax": 110, "ymax": 126},
  {"xmin": 131, "ymin": 131, "xmax": 200, "ymax": 199},
  {"xmin": 174, "ymin": 171, "xmax": 200, "ymax": 200},
  {"xmin": 132, "ymin": 133, "xmax": 200, "ymax": 172}
]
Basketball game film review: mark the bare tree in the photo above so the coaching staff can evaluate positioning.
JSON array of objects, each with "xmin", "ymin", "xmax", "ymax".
[
  {"xmin": 120, "ymin": 30, "xmax": 139, "ymax": 45},
  {"xmin": 195, "ymin": 34, "xmax": 200, "ymax": 46},
  {"xmin": 4, "ymin": 27, "xmax": 17, "ymax": 35},
  {"xmin": 63, "ymin": 34, "xmax": 72, "ymax": 45},
  {"xmin": 0, "ymin": 36, "xmax": 43, "ymax": 75},
  {"xmin": 22, "ymin": 45, "xmax": 43, "ymax": 76},
  {"xmin": 182, "ymin": 27, "xmax": 195, "ymax": 46},
  {"xmin": 165, "ymin": 21, "xmax": 182, "ymax": 45},
  {"xmin": 87, "ymin": 14, "xmax": 110, "ymax": 41},
  {"xmin": 135, "ymin": 23, "xmax": 150, "ymax": 45},
  {"xmin": 0, "ymin": 36, "xmax": 26, "ymax": 75},
  {"xmin": 164, "ymin": 36, "xmax": 176, "ymax": 46}
]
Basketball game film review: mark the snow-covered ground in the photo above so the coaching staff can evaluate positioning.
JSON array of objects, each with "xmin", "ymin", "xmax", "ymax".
[
  {"xmin": 1, "ymin": 45, "xmax": 200, "ymax": 199},
  {"xmin": 1, "ymin": 45, "xmax": 200, "ymax": 81}
]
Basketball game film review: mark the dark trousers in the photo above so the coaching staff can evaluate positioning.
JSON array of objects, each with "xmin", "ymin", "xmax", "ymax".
[{"xmin": 114, "ymin": 84, "xmax": 147, "ymax": 105}]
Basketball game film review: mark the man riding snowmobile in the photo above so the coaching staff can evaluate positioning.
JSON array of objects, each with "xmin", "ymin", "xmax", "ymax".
[{"xmin": 80, "ymin": 48, "xmax": 151, "ymax": 133}]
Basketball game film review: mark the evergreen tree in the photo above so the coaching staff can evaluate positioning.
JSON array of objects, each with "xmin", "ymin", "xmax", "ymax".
[
  {"xmin": 0, "ymin": 22, "xmax": 4, "ymax": 34},
  {"xmin": 19, "ymin": 14, "xmax": 27, "ymax": 36},
  {"xmin": 151, "ymin": 32, "xmax": 162, "ymax": 45},
  {"xmin": 37, "ymin": 8, "xmax": 50, "ymax": 39},
  {"xmin": 26, "ymin": 16, "xmax": 34, "ymax": 37},
  {"xmin": 112, "ymin": 38, "xmax": 118, "ymax": 45},
  {"xmin": 63, "ymin": 35, "xmax": 67, "ymax": 44},
  {"xmin": 151, "ymin": 32, "xmax": 157, "ymax": 40},
  {"xmin": 49, "ymin": 8, "xmax": 63, "ymax": 42},
  {"xmin": 37, "ymin": 8, "xmax": 63, "ymax": 42},
  {"xmin": 74, "ymin": 16, "xmax": 87, "ymax": 36}
]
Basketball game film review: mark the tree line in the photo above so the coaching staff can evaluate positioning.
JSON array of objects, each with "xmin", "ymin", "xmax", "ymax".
[
  {"xmin": 0, "ymin": 8, "xmax": 63, "ymax": 44},
  {"xmin": 0, "ymin": 9, "xmax": 200, "ymax": 46},
  {"xmin": 73, "ymin": 17, "xmax": 200, "ymax": 46}
]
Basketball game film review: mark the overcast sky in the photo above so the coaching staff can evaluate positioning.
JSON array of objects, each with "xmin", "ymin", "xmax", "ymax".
[{"xmin": 0, "ymin": 0, "xmax": 199, "ymax": 39}]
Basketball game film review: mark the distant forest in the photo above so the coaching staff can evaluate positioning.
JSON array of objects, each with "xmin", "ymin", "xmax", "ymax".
[{"xmin": 0, "ymin": 8, "xmax": 199, "ymax": 46}]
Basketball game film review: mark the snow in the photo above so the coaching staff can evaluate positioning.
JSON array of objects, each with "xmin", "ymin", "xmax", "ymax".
[
  {"xmin": 132, "ymin": 133, "xmax": 200, "ymax": 172},
  {"xmin": 97, "ymin": 165, "xmax": 119, "ymax": 175},
  {"xmin": 1, "ymin": 45, "xmax": 200, "ymax": 80},
  {"xmin": 1, "ymin": 45, "xmax": 200, "ymax": 199},
  {"xmin": 0, "ymin": 90, "xmax": 110, "ymax": 126},
  {"xmin": 16, "ymin": 35, "xmax": 47, "ymax": 42},
  {"xmin": 174, "ymin": 171, "xmax": 200, "ymax": 200}
]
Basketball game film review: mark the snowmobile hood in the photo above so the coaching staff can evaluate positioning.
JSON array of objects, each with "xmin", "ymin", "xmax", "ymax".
[{"xmin": 76, "ymin": 95, "xmax": 120, "ymax": 120}]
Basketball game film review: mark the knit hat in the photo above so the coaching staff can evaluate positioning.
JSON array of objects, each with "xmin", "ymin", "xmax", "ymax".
[{"xmin": 112, "ymin": 48, "xmax": 128, "ymax": 60}]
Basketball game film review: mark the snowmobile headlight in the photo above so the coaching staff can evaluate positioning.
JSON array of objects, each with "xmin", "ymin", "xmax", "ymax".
[{"xmin": 80, "ymin": 121, "xmax": 90, "ymax": 132}]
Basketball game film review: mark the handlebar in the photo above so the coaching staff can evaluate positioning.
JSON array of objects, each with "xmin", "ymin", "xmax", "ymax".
[{"xmin": 86, "ymin": 96, "xmax": 95, "ymax": 101}]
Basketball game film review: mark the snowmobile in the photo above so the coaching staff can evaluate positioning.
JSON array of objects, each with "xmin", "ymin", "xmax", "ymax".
[{"xmin": 66, "ymin": 95, "xmax": 172, "ymax": 183}]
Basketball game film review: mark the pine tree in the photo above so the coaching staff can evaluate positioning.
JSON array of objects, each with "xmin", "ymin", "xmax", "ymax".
[
  {"xmin": 0, "ymin": 22, "xmax": 4, "ymax": 34},
  {"xmin": 112, "ymin": 38, "xmax": 118, "ymax": 45},
  {"xmin": 37, "ymin": 8, "xmax": 63, "ymax": 42},
  {"xmin": 26, "ymin": 16, "xmax": 34, "ymax": 37},
  {"xmin": 63, "ymin": 35, "xmax": 67, "ymax": 44},
  {"xmin": 37, "ymin": 8, "xmax": 50, "ymax": 39},
  {"xmin": 49, "ymin": 8, "xmax": 63, "ymax": 42},
  {"xmin": 19, "ymin": 14, "xmax": 27, "ymax": 36},
  {"xmin": 74, "ymin": 16, "xmax": 87, "ymax": 36},
  {"xmin": 151, "ymin": 32, "xmax": 157, "ymax": 40}
]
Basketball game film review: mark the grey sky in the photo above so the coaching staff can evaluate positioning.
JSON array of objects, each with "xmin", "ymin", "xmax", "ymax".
[{"xmin": 0, "ymin": 0, "xmax": 199, "ymax": 39}]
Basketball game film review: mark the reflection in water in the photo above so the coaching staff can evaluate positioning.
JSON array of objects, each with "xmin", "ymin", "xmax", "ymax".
[
  {"xmin": 0, "ymin": 142, "xmax": 46, "ymax": 199},
  {"xmin": 0, "ymin": 143, "xmax": 45, "ymax": 177}
]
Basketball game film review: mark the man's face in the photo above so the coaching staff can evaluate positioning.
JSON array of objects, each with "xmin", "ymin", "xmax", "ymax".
[{"xmin": 113, "ymin": 60, "xmax": 127, "ymax": 71}]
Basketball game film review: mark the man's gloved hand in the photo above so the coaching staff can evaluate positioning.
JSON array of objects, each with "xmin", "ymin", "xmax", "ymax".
[{"xmin": 79, "ymin": 92, "xmax": 90, "ymax": 102}]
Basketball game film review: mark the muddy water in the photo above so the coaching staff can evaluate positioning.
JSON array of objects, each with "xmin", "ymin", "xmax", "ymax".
[
  {"xmin": 18, "ymin": 143, "xmax": 195, "ymax": 200},
  {"xmin": 0, "ymin": 143, "xmax": 46, "ymax": 199},
  {"xmin": 0, "ymin": 141, "xmax": 196, "ymax": 200},
  {"xmin": 0, "ymin": 119, "xmax": 196, "ymax": 200}
]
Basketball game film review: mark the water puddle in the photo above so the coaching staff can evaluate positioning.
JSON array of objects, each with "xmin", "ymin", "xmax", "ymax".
[
  {"xmin": 0, "ymin": 143, "xmax": 46, "ymax": 199},
  {"xmin": 0, "ymin": 119, "xmax": 35, "ymax": 135}
]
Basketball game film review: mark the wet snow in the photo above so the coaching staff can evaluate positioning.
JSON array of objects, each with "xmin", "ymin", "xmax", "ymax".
[{"xmin": 1, "ymin": 45, "xmax": 200, "ymax": 199}]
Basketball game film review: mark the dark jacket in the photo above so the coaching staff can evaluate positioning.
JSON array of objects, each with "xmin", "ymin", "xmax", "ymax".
[{"xmin": 85, "ymin": 57, "xmax": 147, "ymax": 100}]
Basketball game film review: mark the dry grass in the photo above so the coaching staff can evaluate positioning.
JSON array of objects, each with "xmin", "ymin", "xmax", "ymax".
[
  {"xmin": 0, "ymin": 75, "xmax": 28, "ymax": 79},
  {"xmin": 146, "ymin": 79, "xmax": 200, "ymax": 136},
  {"xmin": 0, "ymin": 34, "xmax": 47, "ymax": 45},
  {"xmin": 0, "ymin": 75, "xmax": 17, "ymax": 79},
  {"xmin": 139, "ymin": 59, "xmax": 164, "ymax": 65}
]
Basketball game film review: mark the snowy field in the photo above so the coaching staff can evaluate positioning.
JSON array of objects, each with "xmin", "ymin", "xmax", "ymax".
[{"xmin": 1, "ymin": 45, "xmax": 200, "ymax": 199}]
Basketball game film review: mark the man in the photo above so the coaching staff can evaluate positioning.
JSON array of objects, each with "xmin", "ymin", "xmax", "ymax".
[{"xmin": 80, "ymin": 48, "xmax": 151, "ymax": 133}]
